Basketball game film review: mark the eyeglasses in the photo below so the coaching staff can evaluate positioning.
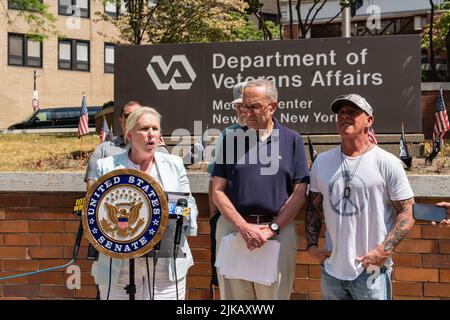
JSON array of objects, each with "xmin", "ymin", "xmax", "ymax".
[
  {"xmin": 122, "ymin": 113, "xmax": 131, "ymax": 119},
  {"xmin": 238, "ymin": 103, "xmax": 271, "ymax": 114}
]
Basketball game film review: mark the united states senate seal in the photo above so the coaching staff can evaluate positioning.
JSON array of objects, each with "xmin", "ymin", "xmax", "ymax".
[{"xmin": 82, "ymin": 168, "xmax": 168, "ymax": 259}]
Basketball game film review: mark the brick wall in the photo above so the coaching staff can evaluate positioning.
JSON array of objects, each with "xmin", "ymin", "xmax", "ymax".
[{"xmin": 0, "ymin": 192, "xmax": 449, "ymax": 300}]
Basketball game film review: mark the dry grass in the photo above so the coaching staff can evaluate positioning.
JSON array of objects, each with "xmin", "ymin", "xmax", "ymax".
[
  {"xmin": 1, "ymin": 133, "xmax": 450, "ymax": 174},
  {"xmin": 416, "ymin": 141, "xmax": 450, "ymax": 174},
  {"xmin": 0, "ymin": 133, "xmax": 98, "ymax": 172}
]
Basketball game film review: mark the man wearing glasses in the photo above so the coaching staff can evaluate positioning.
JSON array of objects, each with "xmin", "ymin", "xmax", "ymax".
[
  {"xmin": 84, "ymin": 100, "xmax": 168, "ymax": 190},
  {"xmin": 211, "ymin": 79, "xmax": 310, "ymax": 299}
]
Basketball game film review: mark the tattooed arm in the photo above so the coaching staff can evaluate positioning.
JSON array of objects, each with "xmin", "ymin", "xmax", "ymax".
[
  {"xmin": 305, "ymin": 192, "xmax": 331, "ymax": 263},
  {"xmin": 305, "ymin": 192, "xmax": 323, "ymax": 248},
  {"xmin": 357, "ymin": 197, "xmax": 415, "ymax": 268}
]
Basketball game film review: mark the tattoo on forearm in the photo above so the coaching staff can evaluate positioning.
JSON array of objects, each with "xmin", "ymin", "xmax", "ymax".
[
  {"xmin": 305, "ymin": 192, "xmax": 323, "ymax": 247},
  {"xmin": 392, "ymin": 198, "xmax": 414, "ymax": 214},
  {"xmin": 383, "ymin": 198, "xmax": 414, "ymax": 252}
]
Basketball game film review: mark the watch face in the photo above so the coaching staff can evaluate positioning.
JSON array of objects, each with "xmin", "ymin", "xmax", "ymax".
[{"xmin": 270, "ymin": 223, "xmax": 279, "ymax": 233}]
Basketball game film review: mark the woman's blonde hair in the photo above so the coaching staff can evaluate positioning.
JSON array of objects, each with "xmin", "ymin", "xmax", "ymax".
[{"xmin": 125, "ymin": 106, "xmax": 162, "ymax": 143}]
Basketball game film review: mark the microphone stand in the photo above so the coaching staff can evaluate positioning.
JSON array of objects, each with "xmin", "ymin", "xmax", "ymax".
[
  {"xmin": 173, "ymin": 214, "xmax": 184, "ymax": 300},
  {"xmin": 71, "ymin": 197, "xmax": 85, "ymax": 262},
  {"xmin": 125, "ymin": 259, "xmax": 136, "ymax": 300},
  {"xmin": 72, "ymin": 218, "xmax": 84, "ymax": 262},
  {"xmin": 151, "ymin": 241, "xmax": 161, "ymax": 300}
]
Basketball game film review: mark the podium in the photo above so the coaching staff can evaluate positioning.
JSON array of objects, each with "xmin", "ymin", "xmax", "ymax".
[{"xmin": 82, "ymin": 169, "xmax": 190, "ymax": 300}]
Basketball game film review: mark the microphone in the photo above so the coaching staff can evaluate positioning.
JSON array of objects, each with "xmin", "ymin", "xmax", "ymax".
[
  {"xmin": 168, "ymin": 202, "xmax": 191, "ymax": 218},
  {"xmin": 172, "ymin": 198, "xmax": 187, "ymax": 300},
  {"xmin": 72, "ymin": 197, "xmax": 86, "ymax": 261},
  {"xmin": 173, "ymin": 198, "xmax": 188, "ymax": 258},
  {"xmin": 72, "ymin": 219, "xmax": 84, "ymax": 260}
]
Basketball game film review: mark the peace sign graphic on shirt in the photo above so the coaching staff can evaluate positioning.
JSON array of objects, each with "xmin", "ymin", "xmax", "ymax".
[{"xmin": 328, "ymin": 170, "xmax": 369, "ymax": 216}]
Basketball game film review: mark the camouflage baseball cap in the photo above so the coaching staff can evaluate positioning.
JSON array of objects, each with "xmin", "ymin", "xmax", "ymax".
[
  {"xmin": 330, "ymin": 93, "xmax": 373, "ymax": 116},
  {"xmin": 231, "ymin": 82, "xmax": 248, "ymax": 104}
]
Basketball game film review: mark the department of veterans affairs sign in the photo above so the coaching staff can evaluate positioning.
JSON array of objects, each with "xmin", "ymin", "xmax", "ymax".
[
  {"xmin": 115, "ymin": 35, "xmax": 421, "ymax": 134},
  {"xmin": 82, "ymin": 169, "xmax": 168, "ymax": 259}
]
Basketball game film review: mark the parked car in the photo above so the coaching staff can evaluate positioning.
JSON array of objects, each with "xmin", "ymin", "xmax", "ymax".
[{"xmin": 8, "ymin": 106, "xmax": 101, "ymax": 130}]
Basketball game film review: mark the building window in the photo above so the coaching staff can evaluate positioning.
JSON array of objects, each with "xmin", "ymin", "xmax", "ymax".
[
  {"xmin": 104, "ymin": 44, "xmax": 115, "ymax": 73},
  {"xmin": 8, "ymin": 0, "xmax": 43, "ymax": 10},
  {"xmin": 104, "ymin": 1, "xmax": 118, "ymax": 18},
  {"xmin": 58, "ymin": 39, "xmax": 90, "ymax": 71},
  {"xmin": 349, "ymin": 17, "xmax": 421, "ymax": 37},
  {"xmin": 104, "ymin": 0, "xmax": 127, "ymax": 19},
  {"xmin": 8, "ymin": 33, "xmax": 42, "ymax": 67},
  {"xmin": 59, "ymin": 0, "xmax": 89, "ymax": 18},
  {"xmin": 311, "ymin": 23, "xmax": 341, "ymax": 38}
]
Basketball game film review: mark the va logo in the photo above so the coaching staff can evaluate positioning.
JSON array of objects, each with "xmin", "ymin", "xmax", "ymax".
[{"xmin": 146, "ymin": 55, "xmax": 196, "ymax": 90}]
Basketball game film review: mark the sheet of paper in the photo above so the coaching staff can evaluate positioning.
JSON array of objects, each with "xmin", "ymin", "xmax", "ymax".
[{"xmin": 215, "ymin": 233, "xmax": 281, "ymax": 286}]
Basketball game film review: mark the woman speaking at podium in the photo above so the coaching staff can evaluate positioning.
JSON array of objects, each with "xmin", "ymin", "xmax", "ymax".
[{"xmin": 90, "ymin": 107, "xmax": 198, "ymax": 300}]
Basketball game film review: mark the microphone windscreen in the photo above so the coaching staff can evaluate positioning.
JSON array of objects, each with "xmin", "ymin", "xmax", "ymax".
[{"xmin": 176, "ymin": 198, "xmax": 188, "ymax": 208}]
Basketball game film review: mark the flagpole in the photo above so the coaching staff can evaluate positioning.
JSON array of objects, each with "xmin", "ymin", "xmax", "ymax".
[
  {"xmin": 80, "ymin": 91, "xmax": 85, "ymax": 168},
  {"xmin": 80, "ymin": 135, "xmax": 83, "ymax": 169}
]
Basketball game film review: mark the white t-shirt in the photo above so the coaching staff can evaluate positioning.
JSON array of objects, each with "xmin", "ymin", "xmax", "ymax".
[{"xmin": 310, "ymin": 145, "xmax": 414, "ymax": 281}]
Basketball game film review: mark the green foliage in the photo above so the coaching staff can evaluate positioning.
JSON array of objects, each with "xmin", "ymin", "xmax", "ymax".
[
  {"xmin": 98, "ymin": 0, "xmax": 249, "ymax": 44},
  {"xmin": 233, "ymin": 14, "xmax": 281, "ymax": 41},
  {"xmin": 438, "ymin": 0, "xmax": 450, "ymax": 10},
  {"xmin": 152, "ymin": 0, "xmax": 248, "ymax": 43},
  {"xmin": 3, "ymin": 0, "xmax": 58, "ymax": 38},
  {"xmin": 339, "ymin": 0, "xmax": 352, "ymax": 7},
  {"xmin": 244, "ymin": 0, "xmax": 263, "ymax": 14},
  {"xmin": 421, "ymin": 10, "xmax": 450, "ymax": 56}
]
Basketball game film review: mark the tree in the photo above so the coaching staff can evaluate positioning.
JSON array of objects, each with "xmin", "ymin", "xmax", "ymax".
[
  {"xmin": 96, "ymin": 0, "xmax": 160, "ymax": 44},
  {"xmin": 296, "ymin": 0, "xmax": 327, "ymax": 38},
  {"xmin": 151, "ymin": 0, "xmax": 248, "ymax": 43},
  {"xmin": 244, "ymin": 0, "xmax": 276, "ymax": 40},
  {"xmin": 1, "ymin": 0, "xmax": 58, "ymax": 38},
  {"xmin": 233, "ymin": 13, "xmax": 280, "ymax": 41},
  {"xmin": 429, "ymin": 0, "xmax": 438, "ymax": 81},
  {"xmin": 421, "ymin": 1, "xmax": 450, "ymax": 80},
  {"xmin": 288, "ymin": 0, "xmax": 293, "ymax": 38},
  {"xmin": 97, "ymin": 0, "xmax": 248, "ymax": 44},
  {"xmin": 286, "ymin": 0, "xmax": 343, "ymax": 39},
  {"xmin": 276, "ymin": 0, "xmax": 283, "ymax": 39}
]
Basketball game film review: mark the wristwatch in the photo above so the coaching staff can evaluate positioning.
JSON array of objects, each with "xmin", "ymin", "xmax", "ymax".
[{"xmin": 269, "ymin": 222, "xmax": 280, "ymax": 235}]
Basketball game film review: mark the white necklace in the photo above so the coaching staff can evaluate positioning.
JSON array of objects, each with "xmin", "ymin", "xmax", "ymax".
[{"xmin": 340, "ymin": 143, "xmax": 371, "ymax": 198}]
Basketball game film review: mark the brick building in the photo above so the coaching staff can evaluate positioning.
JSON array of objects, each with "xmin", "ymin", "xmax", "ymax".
[
  {"xmin": 279, "ymin": 0, "xmax": 441, "ymax": 38},
  {"xmin": 0, "ymin": 0, "xmax": 117, "ymax": 129}
]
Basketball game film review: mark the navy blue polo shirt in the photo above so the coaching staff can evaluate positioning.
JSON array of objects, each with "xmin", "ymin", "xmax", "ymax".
[{"xmin": 212, "ymin": 117, "xmax": 310, "ymax": 217}]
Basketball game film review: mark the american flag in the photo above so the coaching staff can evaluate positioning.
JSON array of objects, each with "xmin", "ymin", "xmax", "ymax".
[
  {"xmin": 368, "ymin": 127, "xmax": 378, "ymax": 145},
  {"xmin": 106, "ymin": 125, "xmax": 114, "ymax": 142},
  {"xmin": 399, "ymin": 122, "xmax": 412, "ymax": 169},
  {"xmin": 159, "ymin": 134, "xmax": 166, "ymax": 146},
  {"xmin": 100, "ymin": 117, "xmax": 110, "ymax": 143},
  {"xmin": 432, "ymin": 90, "xmax": 450, "ymax": 148},
  {"xmin": 77, "ymin": 94, "xmax": 89, "ymax": 138}
]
